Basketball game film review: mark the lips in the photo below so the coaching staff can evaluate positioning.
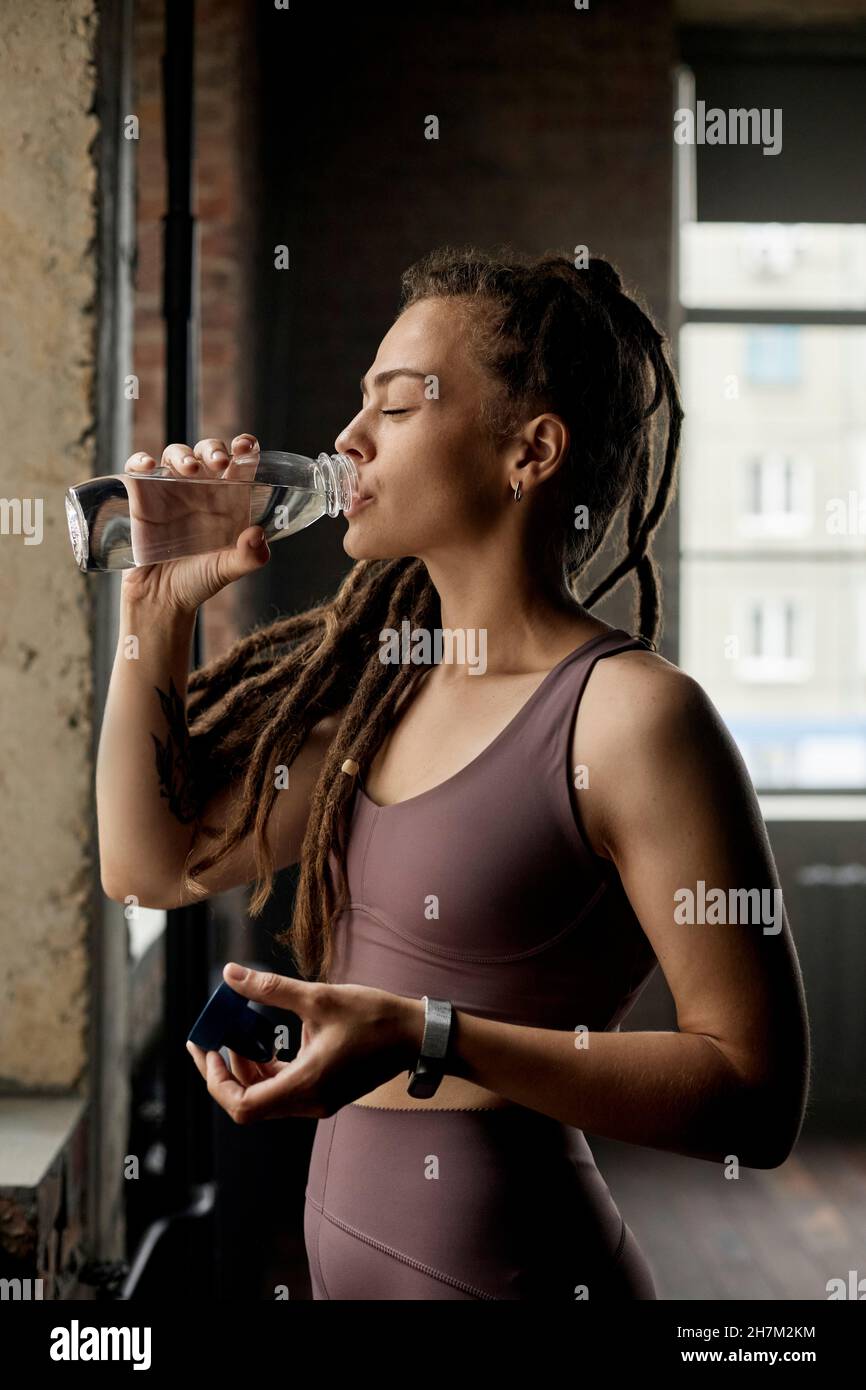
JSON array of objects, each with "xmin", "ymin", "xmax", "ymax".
[{"xmin": 346, "ymin": 491, "xmax": 374, "ymax": 515}]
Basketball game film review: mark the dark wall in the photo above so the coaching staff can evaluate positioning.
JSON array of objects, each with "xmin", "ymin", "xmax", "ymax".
[{"xmin": 682, "ymin": 24, "xmax": 866, "ymax": 222}]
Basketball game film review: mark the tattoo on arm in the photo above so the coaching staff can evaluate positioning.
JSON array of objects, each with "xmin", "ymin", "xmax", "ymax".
[{"xmin": 151, "ymin": 677, "xmax": 200, "ymax": 824}]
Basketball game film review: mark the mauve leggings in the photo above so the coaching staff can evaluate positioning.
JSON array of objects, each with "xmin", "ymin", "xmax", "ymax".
[{"xmin": 304, "ymin": 1101, "xmax": 657, "ymax": 1301}]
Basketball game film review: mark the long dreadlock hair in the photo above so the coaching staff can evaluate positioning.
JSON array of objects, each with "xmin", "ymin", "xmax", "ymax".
[{"xmin": 181, "ymin": 244, "xmax": 684, "ymax": 982}]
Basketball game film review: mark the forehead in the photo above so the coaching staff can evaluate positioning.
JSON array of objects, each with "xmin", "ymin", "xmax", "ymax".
[{"xmin": 378, "ymin": 296, "xmax": 479, "ymax": 370}]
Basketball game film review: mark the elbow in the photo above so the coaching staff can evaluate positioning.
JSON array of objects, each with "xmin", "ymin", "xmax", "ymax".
[
  {"xmin": 100, "ymin": 869, "xmax": 180, "ymax": 911},
  {"xmin": 742, "ymin": 1133, "xmax": 796, "ymax": 1170},
  {"xmin": 752, "ymin": 1112, "xmax": 807, "ymax": 1170},
  {"xmin": 745, "ymin": 1134, "xmax": 799, "ymax": 1171},
  {"xmin": 736, "ymin": 1082, "xmax": 808, "ymax": 1170},
  {"xmin": 702, "ymin": 1031, "xmax": 810, "ymax": 1170}
]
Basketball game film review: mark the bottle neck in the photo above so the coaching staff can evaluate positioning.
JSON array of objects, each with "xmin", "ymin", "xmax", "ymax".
[{"xmin": 317, "ymin": 452, "xmax": 359, "ymax": 515}]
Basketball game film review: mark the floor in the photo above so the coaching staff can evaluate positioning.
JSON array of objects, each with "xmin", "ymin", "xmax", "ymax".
[{"xmin": 592, "ymin": 1134, "xmax": 866, "ymax": 1301}]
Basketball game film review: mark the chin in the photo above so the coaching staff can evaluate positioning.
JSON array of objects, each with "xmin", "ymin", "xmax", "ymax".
[
  {"xmin": 343, "ymin": 526, "xmax": 382, "ymax": 561},
  {"xmin": 342, "ymin": 524, "xmax": 410, "ymax": 563}
]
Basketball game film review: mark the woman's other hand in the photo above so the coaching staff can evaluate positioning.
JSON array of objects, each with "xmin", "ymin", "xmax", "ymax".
[{"xmin": 185, "ymin": 963, "xmax": 424, "ymax": 1122}]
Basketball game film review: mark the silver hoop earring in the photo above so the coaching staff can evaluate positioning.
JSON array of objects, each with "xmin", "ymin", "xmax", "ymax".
[{"xmin": 512, "ymin": 480, "xmax": 522, "ymax": 502}]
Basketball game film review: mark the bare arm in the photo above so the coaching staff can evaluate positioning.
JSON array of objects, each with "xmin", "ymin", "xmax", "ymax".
[
  {"xmin": 97, "ymin": 588, "xmax": 342, "ymax": 909},
  {"xmin": 97, "ymin": 590, "xmax": 199, "ymax": 903},
  {"xmin": 432, "ymin": 657, "xmax": 810, "ymax": 1168}
]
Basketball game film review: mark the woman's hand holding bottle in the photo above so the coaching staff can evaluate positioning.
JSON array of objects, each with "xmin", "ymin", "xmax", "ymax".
[{"xmin": 120, "ymin": 433, "xmax": 271, "ymax": 614}]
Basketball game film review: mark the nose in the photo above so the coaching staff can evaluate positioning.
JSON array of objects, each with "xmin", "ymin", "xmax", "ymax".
[
  {"xmin": 334, "ymin": 403, "xmax": 378, "ymax": 502},
  {"xmin": 335, "ymin": 417, "xmax": 360, "ymax": 456},
  {"xmin": 334, "ymin": 418, "xmax": 370, "ymax": 468}
]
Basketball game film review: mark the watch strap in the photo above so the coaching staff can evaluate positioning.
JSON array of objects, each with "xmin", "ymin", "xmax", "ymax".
[{"xmin": 406, "ymin": 996, "xmax": 452, "ymax": 1098}]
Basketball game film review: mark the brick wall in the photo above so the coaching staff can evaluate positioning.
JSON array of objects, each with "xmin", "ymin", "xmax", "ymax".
[{"xmin": 131, "ymin": 0, "xmax": 257, "ymax": 661}]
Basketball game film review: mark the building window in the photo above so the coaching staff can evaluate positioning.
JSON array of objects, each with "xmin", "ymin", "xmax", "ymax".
[
  {"xmin": 744, "ymin": 325, "xmax": 801, "ymax": 386},
  {"xmin": 735, "ymin": 597, "xmax": 809, "ymax": 681},
  {"xmin": 739, "ymin": 450, "xmax": 812, "ymax": 538}
]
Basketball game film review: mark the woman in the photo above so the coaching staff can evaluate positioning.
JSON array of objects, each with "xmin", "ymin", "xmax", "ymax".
[{"xmin": 99, "ymin": 245, "xmax": 810, "ymax": 1301}]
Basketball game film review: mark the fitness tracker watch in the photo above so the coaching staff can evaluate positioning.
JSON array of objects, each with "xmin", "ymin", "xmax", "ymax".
[{"xmin": 406, "ymin": 996, "xmax": 453, "ymax": 1099}]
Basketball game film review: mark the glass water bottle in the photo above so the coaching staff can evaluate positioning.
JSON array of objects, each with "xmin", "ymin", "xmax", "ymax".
[{"xmin": 65, "ymin": 450, "xmax": 359, "ymax": 572}]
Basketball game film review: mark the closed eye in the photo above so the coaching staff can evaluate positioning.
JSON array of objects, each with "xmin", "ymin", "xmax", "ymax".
[{"xmin": 381, "ymin": 408, "xmax": 412, "ymax": 415}]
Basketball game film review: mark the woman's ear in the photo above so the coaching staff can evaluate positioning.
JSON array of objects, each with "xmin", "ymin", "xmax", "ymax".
[{"xmin": 510, "ymin": 413, "xmax": 569, "ymax": 491}]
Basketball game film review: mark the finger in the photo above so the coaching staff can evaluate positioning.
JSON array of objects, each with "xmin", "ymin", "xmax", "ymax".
[
  {"xmin": 162, "ymin": 442, "xmax": 202, "ymax": 479},
  {"xmin": 258, "ymin": 1058, "xmax": 287, "ymax": 1078},
  {"xmin": 222, "ymin": 962, "xmax": 310, "ymax": 1013},
  {"xmin": 227, "ymin": 1047, "xmax": 267, "ymax": 1087},
  {"xmin": 203, "ymin": 1047, "xmax": 251, "ymax": 1117},
  {"xmin": 209, "ymin": 526, "xmax": 271, "ymax": 588},
  {"xmin": 186, "ymin": 1040, "xmax": 208, "ymax": 1079},
  {"xmin": 125, "ymin": 450, "xmax": 158, "ymax": 473},
  {"xmin": 189, "ymin": 1039, "xmax": 309, "ymax": 1121},
  {"xmin": 188, "ymin": 1039, "xmax": 276, "ymax": 1089},
  {"xmin": 223, "ymin": 1055, "xmax": 313, "ymax": 1123},
  {"xmin": 193, "ymin": 438, "xmax": 231, "ymax": 476},
  {"xmin": 230, "ymin": 432, "xmax": 259, "ymax": 457},
  {"xmin": 224, "ymin": 433, "xmax": 260, "ymax": 482},
  {"xmin": 203, "ymin": 1049, "xmax": 303, "ymax": 1124}
]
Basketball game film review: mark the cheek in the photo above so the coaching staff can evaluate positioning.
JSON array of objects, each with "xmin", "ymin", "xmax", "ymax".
[{"xmin": 382, "ymin": 417, "xmax": 496, "ymax": 521}]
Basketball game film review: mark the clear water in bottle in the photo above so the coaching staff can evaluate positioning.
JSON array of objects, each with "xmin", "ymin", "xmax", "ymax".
[{"xmin": 65, "ymin": 450, "xmax": 359, "ymax": 572}]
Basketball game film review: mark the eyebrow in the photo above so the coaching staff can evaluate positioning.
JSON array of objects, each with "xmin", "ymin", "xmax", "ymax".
[{"xmin": 359, "ymin": 367, "xmax": 429, "ymax": 397}]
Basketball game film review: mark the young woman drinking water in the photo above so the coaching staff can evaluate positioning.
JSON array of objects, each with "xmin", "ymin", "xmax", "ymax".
[{"xmin": 98, "ymin": 245, "xmax": 809, "ymax": 1300}]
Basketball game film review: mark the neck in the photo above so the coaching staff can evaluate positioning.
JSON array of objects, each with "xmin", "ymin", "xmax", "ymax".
[{"xmin": 417, "ymin": 549, "xmax": 594, "ymax": 677}]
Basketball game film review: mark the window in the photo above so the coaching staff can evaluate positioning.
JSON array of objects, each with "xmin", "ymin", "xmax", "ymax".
[
  {"xmin": 677, "ymin": 129, "xmax": 866, "ymax": 791},
  {"xmin": 739, "ymin": 449, "xmax": 812, "ymax": 538},
  {"xmin": 744, "ymin": 325, "xmax": 801, "ymax": 385},
  {"xmin": 735, "ymin": 595, "xmax": 809, "ymax": 681}
]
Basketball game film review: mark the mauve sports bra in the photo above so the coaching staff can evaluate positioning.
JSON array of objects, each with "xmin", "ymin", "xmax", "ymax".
[{"xmin": 325, "ymin": 628, "xmax": 659, "ymax": 1033}]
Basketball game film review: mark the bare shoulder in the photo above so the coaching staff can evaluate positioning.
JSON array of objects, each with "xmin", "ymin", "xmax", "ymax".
[
  {"xmin": 576, "ymin": 646, "xmax": 725, "ymax": 756},
  {"xmin": 572, "ymin": 646, "xmax": 756, "ymax": 859},
  {"xmin": 583, "ymin": 644, "xmax": 706, "ymax": 733}
]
